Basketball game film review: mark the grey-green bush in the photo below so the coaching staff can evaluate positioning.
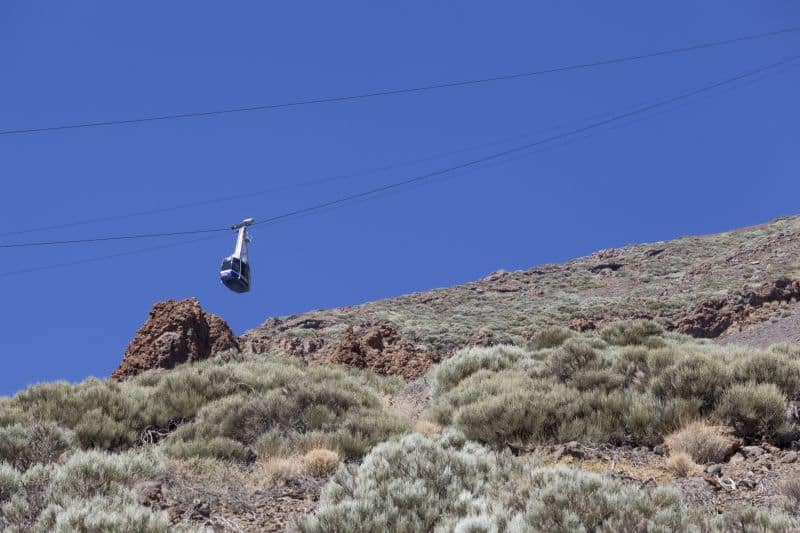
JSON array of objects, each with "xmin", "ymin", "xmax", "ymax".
[
  {"xmin": 431, "ymin": 345, "xmax": 526, "ymax": 395},
  {"xmin": 296, "ymin": 432, "xmax": 795, "ymax": 532},
  {"xmin": 715, "ymin": 383, "xmax": 788, "ymax": 439},
  {"xmin": 0, "ymin": 422, "xmax": 71, "ymax": 470},
  {"xmin": 45, "ymin": 495, "xmax": 171, "ymax": 533},
  {"xmin": 295, "ymin": 432, "xmax": 510, "ymax": 533},
  {"xmin": 427, "ymin": 322, "xmax": 800, "ymax": 448}
]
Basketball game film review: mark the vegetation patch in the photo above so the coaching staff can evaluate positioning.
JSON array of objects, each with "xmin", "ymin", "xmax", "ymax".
[
  {"xmin": 296, "ymin": 432, "xmax": 795, "ymax": 532},
  {"xmin": 427, "ymin": 321, "xmax": 800, "ymax": 448}
]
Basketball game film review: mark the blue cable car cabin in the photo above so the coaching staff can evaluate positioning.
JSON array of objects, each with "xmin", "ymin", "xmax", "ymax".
[
  {"xmin": 220, "ymin": 256, "xmax": 250, "ymax": 293},
  {"xmin": 220, "ymin": 218, "xmax": 254, "ymax": 293}
]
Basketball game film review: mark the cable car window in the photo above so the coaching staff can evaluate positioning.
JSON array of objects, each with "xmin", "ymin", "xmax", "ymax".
[{"xmin": 221, "ymin": 259, "xmax": 233, "ymax": 271}]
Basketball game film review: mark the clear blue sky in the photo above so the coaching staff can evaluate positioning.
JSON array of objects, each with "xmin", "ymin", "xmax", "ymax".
[{"xmin": 1, "ymin": 2, "xmax": 798, "ymax": 395}]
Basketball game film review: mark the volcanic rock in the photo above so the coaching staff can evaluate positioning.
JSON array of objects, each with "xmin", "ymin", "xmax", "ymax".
[
  {"xmin": 112, "ymin": 298, "xmax": 239, "ymax": 380},
  {"xmin": 322, "ymin": 323, "xmax": 439, "ymax": 380}
]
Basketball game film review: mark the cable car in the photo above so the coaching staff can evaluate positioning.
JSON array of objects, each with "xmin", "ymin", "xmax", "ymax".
[{"xmin": 220, "ymin": 218, "xmax": 254, "ymax": 293}]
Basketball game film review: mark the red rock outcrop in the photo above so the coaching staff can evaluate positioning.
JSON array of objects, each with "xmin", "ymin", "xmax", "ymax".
[
  {"xmin": 322, "ymin": 323, "xmax": 439, "ymax": 380},
  {"xmin": 112, "ymin": 298, "xmax": 239, "ymax": 380},
  {"xmin": 672, "ymin": 278, "xmax": 800, "ymax": 338}
]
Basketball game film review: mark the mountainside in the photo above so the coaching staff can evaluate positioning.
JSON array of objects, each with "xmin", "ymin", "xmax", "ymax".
[
  {"xmin": 8, "ymin": 215, "xmax": 800, "ymax": 532},
  {"xmin": 241, "ymin": 215, "xmax": 800, "ymax": 374}
]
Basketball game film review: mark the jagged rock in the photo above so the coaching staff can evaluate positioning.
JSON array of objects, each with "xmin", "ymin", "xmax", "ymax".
[
  {"xmin": 467, "ymin": 330, "xmax": 497, "ymax": 347},
  {"xmin": 672, "ymin": 278, "xmax": 800, "ymax": 338},
  {"xmin": 741, "ymin": 446, "xmax": 766, "ymax": 457},
  {"xmin": 112, "ymin": 298, "xmax": 239, "ymax": 380},
  {"xmin": 322, "ymin": 323, "xmax": 439, "ymax": 380}
]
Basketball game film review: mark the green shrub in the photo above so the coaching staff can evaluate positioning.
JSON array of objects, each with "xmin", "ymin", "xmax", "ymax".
[
  {"xmin": 74, "ymin": 409, "xmax": 136, "ymax": 450},
  {"xmin": 571, "ymin": 368, "xmax": 626, "ymax": 393},
  {"xmin": 297, "ymin": 433, "xmax": 790, "ymax": 532},
  {"xmin": 528, "ymin": 327, "xmax": 574, "ymax": 349},
  {"xmin": 544, "ymin": 340, "xmax": 600, "ymax": 381},
  {"xmin": 0, "ymin": 422, "xmax": 72, "ymax": 470},
  {"xmin": 600, "ymin": 320, "xmax": 663, "ymax": 346},
  {"xmin": 38, "ymin": 494, "xmax": 170, "ymax": 533},
  {"xmin": 431, "ymin": 345, "xmax": 525, "ymax": 395},
  {"xmin": 709, "ymin": 505, "xmax": 795, "ymax": 532},
  {"xmin": 453, "ymin": 379, "xmax": 588, "ymax": 445},
  {"xmin": 650, "ymin": 355, "xmax": 731, "ymax": 410},
  {"xmin": 734, "ymin": 352, "xmax": 800, "ymax": 399},
  {"xmin": 426, "ymin": 329, "xmax": 800, "ymax": 449},
  {"xmin": 294, "ymin": 432, "xmax": 509, "ymax": 533},
  {"xmin": 0, "ymin": 462, "xmax": 23, "ymax": 503},
  {"xmin": 4, "ymin": 353, "xmax": 405, "ymax": 463},
  {"xmin": 162, "ymin": 433, "xmax": 249, "ymax": 461},
  {"xmin": 48, "ymin": 450, "xmax": 163, "ymax": 505},
  {"xmin": 715, "ymin": 383, "xmax": 788, "ymax": 439},
  {"xmin": 428, "ymin": 370, "xmax": 537, "ymax": 426},
  {"xmin": 508, "ymin": 467, "xmax": 688, "ymax": 532},
  {"xmin": 161, "ymin": 360, "xmax": 407, "ymax": 462}
]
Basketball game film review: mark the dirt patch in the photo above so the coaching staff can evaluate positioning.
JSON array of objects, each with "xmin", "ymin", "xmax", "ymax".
[
  {"xmin": 720, "ymin": 303, "xmax": 800, "ymax": 349},
  {"xmin": 140, "ymin": 463, "xmax": 325, "ymax": 532}
]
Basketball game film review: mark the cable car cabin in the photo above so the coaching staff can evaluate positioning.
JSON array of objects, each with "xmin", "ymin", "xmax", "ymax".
[
  {"xmin": 220, "ymin": 217, "xmax": 254, "ymax": 293},
  {"xmin": 220, "ymin": 256, "xmax": 250, "ymax": 293}
]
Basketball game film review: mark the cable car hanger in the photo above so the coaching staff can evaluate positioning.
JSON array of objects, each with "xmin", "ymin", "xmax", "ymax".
[{"xmin": 219, "ymin": 218, "xmax": 254, "ymax": 293}]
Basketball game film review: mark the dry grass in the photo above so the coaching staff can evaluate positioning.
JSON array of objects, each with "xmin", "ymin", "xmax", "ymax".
[
  {"xmin": 302, "ymin": 448, "xmax": 340, "ymax": 477},
  {"xmin": 664, "ymin": 421, "xmax": 739, "ymax": 464},
  {"xmin": 257, "ymin": 456, "xmax": 306, "ymax": 485},
  {"xmin": 665, "ymin": 452, "xmax": 701, "ymax": 478},
  {"xmin": 781, "ymin": 477, "xmax": 800, "ymax": 513},
  {"xmin": 414, "ymin": 420, "xmax": 441, "ymax": 437},
  {"xmin": 555, "ymin": 457, "xmax": 674, "ymax": 485}
]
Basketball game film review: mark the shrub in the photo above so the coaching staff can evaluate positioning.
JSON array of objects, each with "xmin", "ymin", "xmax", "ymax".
[
  {"xmin": 44, "ymin": 495, "xmax": 170, "ymax": 533},
  {"xmin": 666, "ymin": 452, "xmax": 701, "ymax": 478},
  {"xmin": 431, "ymin": 345, "xmax": 525, "ymax": 395},
  {"xmin": 0, "ymin": 422, "xmax": 72, "ymax": 470},
  {"xmin": 715, "ymin": 383, "xmax": 788, "ymax": 439},
  {"xmin": 600, "ymin": 320, "xmax": 663, "ymax": 346},
  {"xmin": 158, "ymin": 358, "xmax": 408, "ymax": 462},
  {"xmin": 258, "ymin": 456, "xmax": 306, "ymax": 486},
  {"xmin": 297, "ymin": 434, "xmax": 709, "ymax": 532},
  {"xmin": 734, "ymin": 352, "xmax": 800, "ymax": 399},
  {"xmin": 650, "ymin": 356, "xmax": 731, "ymax": 410},
  {"xmin": 428, "ymin": 369, "xmax": 538, "ymax": 426},
  {"xmin": 453, "ymin": 380, "xmax": 588, "ymax": 445},
  {"xmin": 710, "ymin": 505, "xmax": 795, "ymax": 532},
  {"xmin": 544, "ymin": 340, "xmax": 600, "ymax": 382},
  {"xmin": 508, "ymin": 467, "xmax": 688, "ymax": 532},
  {"xmin": 414, "ymin": 420, "xmax": 441, "ymax": 437},
  {"xmin": 162, "ymin": 433, "xmax": 248, "ymax": 462},
  {"xmin": 664, "ymin": 421, "xmax": 739, "ymax": 464},
  {"xmin": 294, "ymin": 432, "xmax": 507, "ymax": 533},
  {"xmin": 303, "ymin": 448, "xmax": 340, "ymax": 477},
  {"xmin": 0, "ymin": 462, "xmax": 23, "ymax": 502},
  {"xmin": 782, "ymin": 477, "xmax": 800, "ymax": 514},
  {"xmin": 48, "ymin": 450, "xmax": 163, "ymax": 505},
  {"xmin": 528, "ymin": 327, "xmax": 574, "ymax": 349}
]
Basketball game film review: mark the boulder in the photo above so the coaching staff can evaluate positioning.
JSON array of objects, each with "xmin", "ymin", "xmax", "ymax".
[{"xmin": 112, "ymin": 298, "xmax": 239, "ymax": 380}]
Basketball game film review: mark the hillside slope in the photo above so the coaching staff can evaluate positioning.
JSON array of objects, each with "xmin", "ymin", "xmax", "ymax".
[
  {"xmin": 7, "ymin": 215, "xmax": 800, "ymax": 532},
  {"xmin": 242, "ymin": 215, "xmax": 800, "ymax": 377}
]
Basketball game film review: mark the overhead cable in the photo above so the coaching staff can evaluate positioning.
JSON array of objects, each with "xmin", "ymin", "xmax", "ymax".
[
  {"xmin": 1, "ymin": 25, "xmax": 798, "ymax": 137},
  {"xmin": 0, "ymin": 54, "xmax": 797, "ymax": 251}
]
